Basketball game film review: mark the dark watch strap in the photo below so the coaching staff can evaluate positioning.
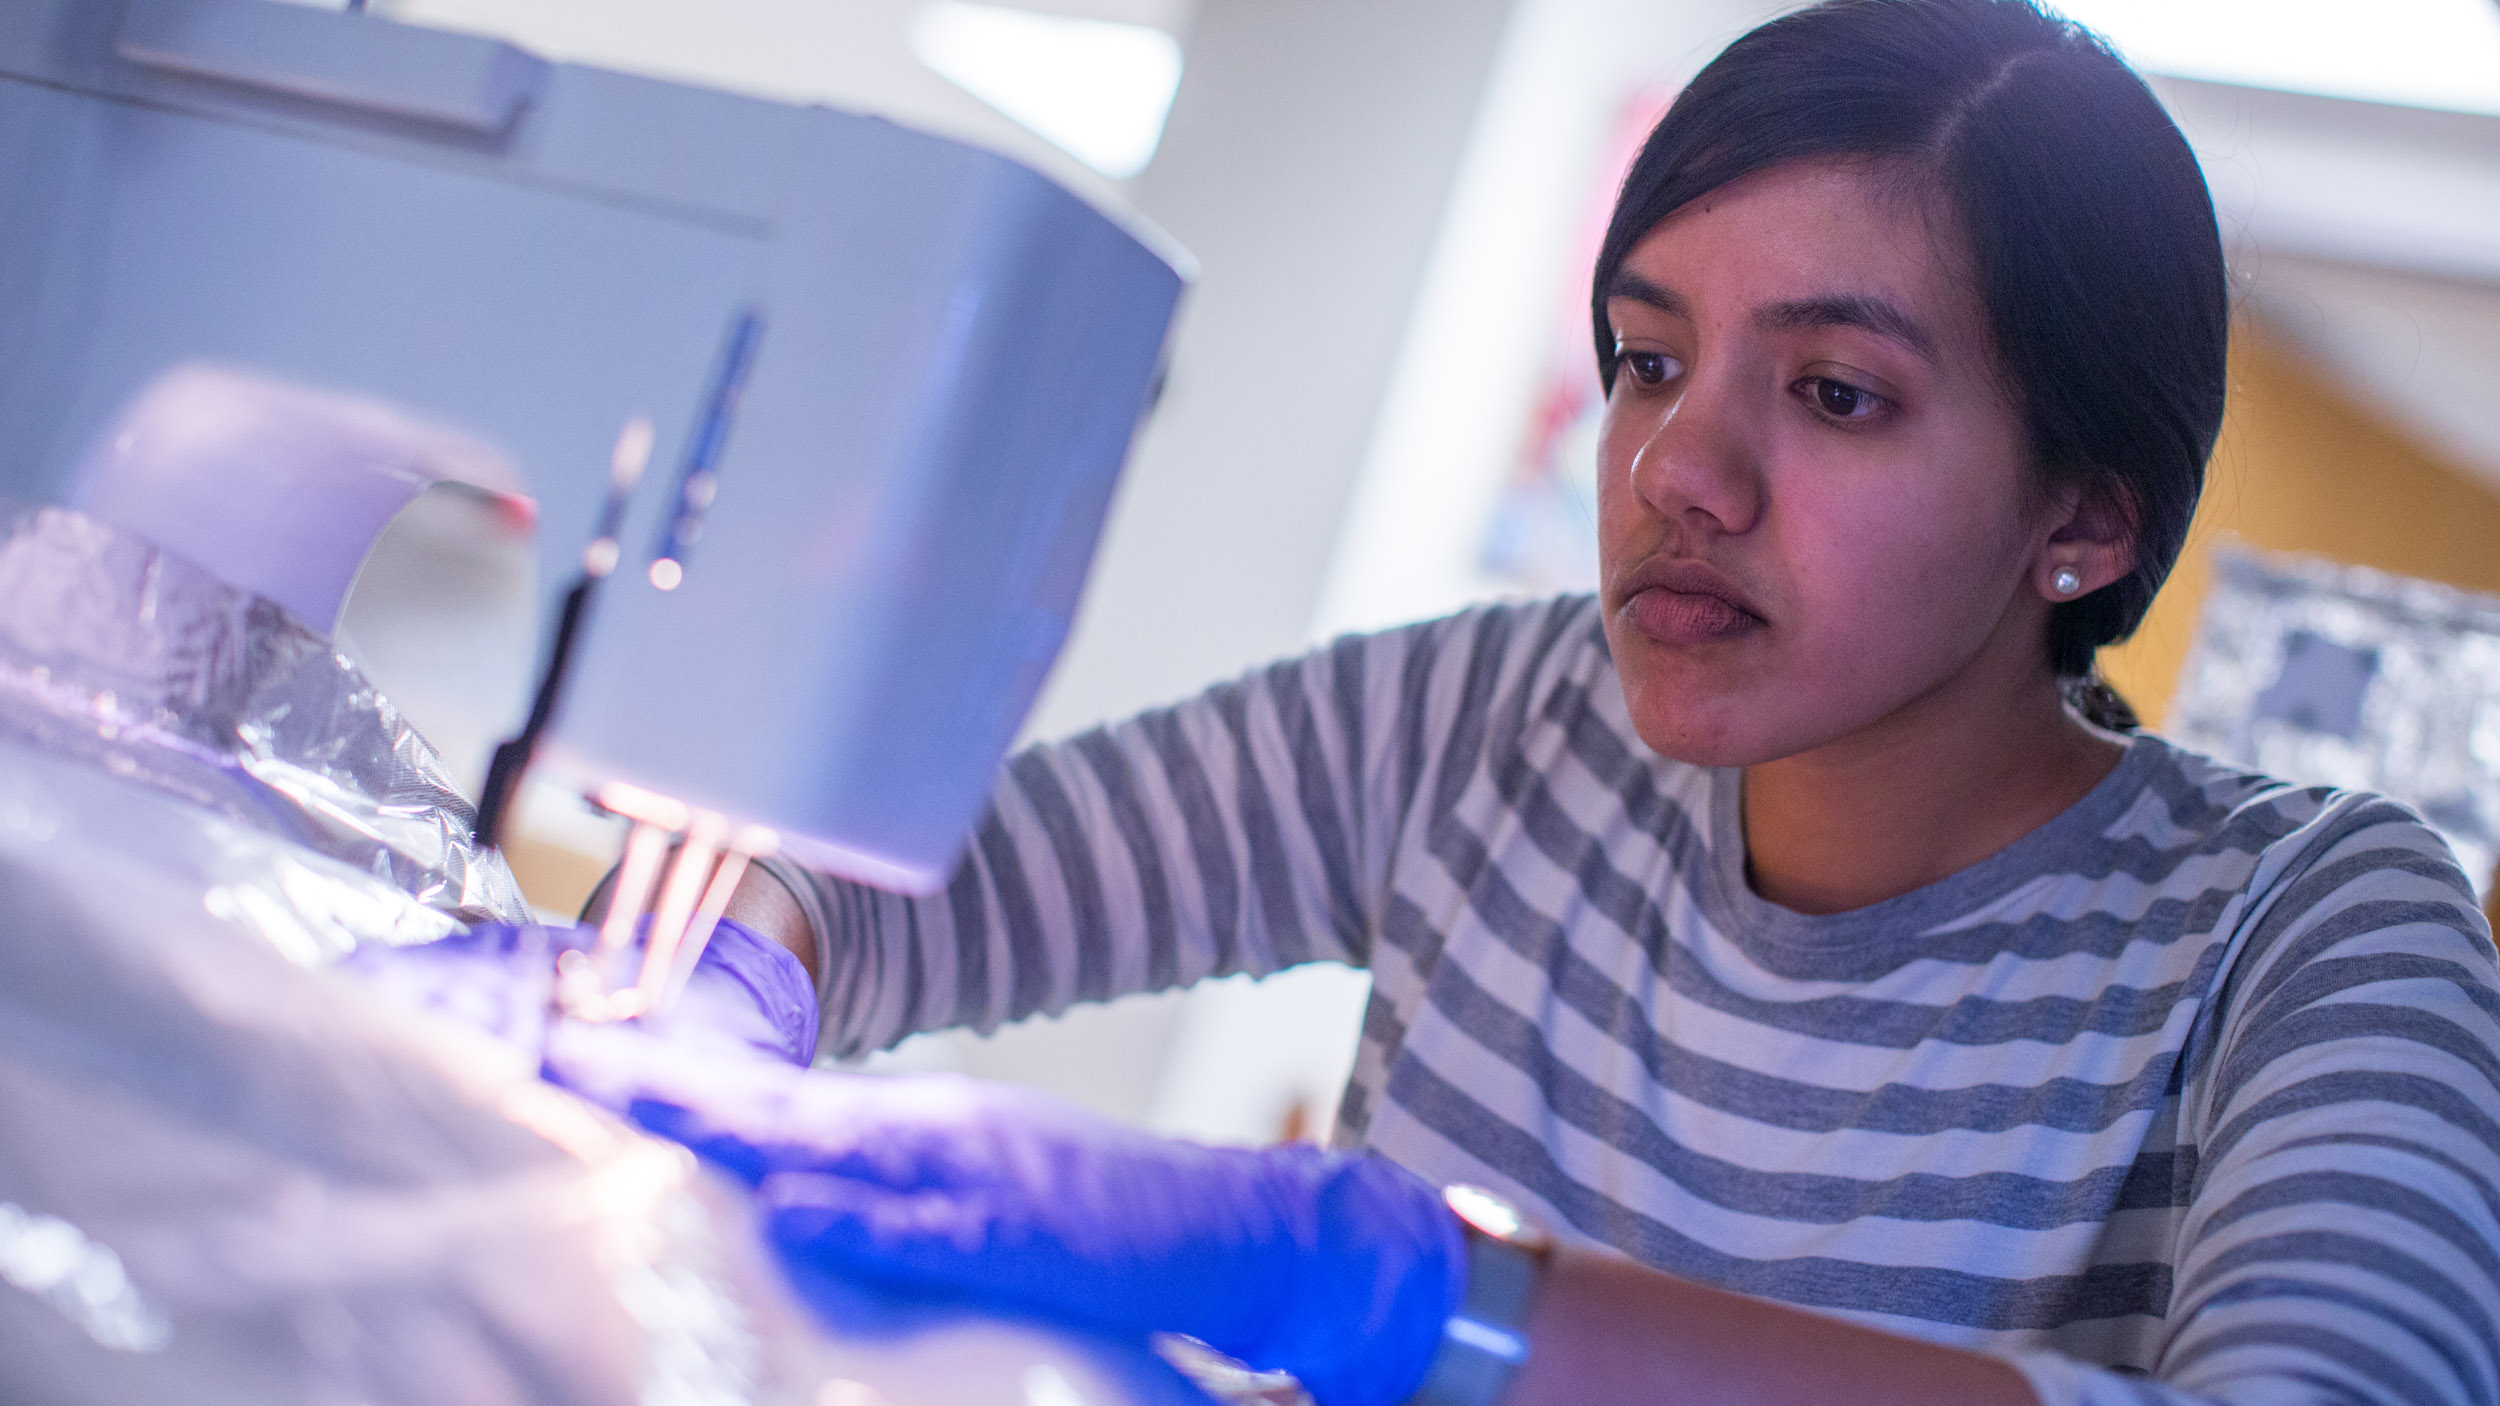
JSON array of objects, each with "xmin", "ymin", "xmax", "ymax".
[{"xmin": 1405, "ymin": 1187, "xmax": 1552, "ymax": 1406}]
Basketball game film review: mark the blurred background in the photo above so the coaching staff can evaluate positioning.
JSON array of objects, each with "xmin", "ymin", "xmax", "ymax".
[{"xmin": 315, "ymin": 0, "xmax": 2500, "ymax": 1145}]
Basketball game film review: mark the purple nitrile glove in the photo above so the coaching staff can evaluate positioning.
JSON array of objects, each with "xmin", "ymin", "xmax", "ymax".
[
  {"xmin": 337, "ymin": 918, "xmax": 818, "ymax": 1065},
  {"xmin": 546, "ymin": 1027, "xmax": 1465, "ymax": 1406}
]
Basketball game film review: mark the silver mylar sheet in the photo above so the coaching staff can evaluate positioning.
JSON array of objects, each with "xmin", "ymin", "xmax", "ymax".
[
  {"xmin": 2167, "ymin": 542, "xmax": 2500, "ymax": 899},
  {"xmin": 0, "ymin": 501, "xmax": 528, "ymax": 939}
]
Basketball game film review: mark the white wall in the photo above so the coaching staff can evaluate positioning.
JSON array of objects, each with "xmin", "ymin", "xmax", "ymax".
[
  {"xmin": 1021, "ymin": 0, "xmax": 1526, "ymax": 737},
  {"xmin": 1312, "ymin": 0, "xmax": 1800, "ymax": 640},
  {"xmin": 898, "ymin": 0, "xmax": 1535, "ymax": 1135}
]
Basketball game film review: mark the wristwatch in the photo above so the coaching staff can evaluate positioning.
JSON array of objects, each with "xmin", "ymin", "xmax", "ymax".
[{"xmin": 1405, "ymin": 1185, "xmax": 1556, "ymax": 1406}]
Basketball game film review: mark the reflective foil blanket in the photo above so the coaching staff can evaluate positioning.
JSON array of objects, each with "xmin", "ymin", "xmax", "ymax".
[{"xmin": 0, "ymin": 502, "xmax": 528, "ymax": 935}]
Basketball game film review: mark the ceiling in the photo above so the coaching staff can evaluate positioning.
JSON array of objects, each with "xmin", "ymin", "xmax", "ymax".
[{"xmin": 2151, "ymin": 74, "xmax": 2500, "ymax": 490}]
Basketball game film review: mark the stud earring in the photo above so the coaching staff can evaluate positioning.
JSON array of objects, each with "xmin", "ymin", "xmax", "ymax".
[{"xmin": 2051, "ymin": 566, "xmax": 2083, "ymax": 597}]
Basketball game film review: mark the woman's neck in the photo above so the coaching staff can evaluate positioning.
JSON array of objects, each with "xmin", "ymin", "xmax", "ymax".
[{"xmin": 1738, "ymin": 666, "xmax": 2126, "ymax": 916}]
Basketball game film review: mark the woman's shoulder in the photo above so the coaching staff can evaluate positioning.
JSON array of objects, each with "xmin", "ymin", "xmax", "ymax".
[
  {"xmin": 2132, "ymin": 733, "xmax": 2469, "ymax": 870},
  {"xmin": 2141, "ymin": 736, "xmax": 2500, "ymax": 1160},
  {"xmin": 2127, "ymin": 732, "xmax": 2488, "ymax": 952}
]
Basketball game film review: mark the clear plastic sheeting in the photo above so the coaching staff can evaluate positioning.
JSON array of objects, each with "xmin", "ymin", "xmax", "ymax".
[
  {"xmin": 0, "ymin": 501, "xmax": 528, "ymax": 935},
  {"xmin": 2168, "ymin": 542, "xmax": 2500, "ymax": 897}
]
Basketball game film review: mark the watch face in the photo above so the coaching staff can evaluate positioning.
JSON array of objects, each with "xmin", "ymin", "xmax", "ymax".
[
  {"xmin": 1443, "ymin": 1184, "xmax": 1555, "ymax": 1253},
  {"xmin": 1445, "ymin": 1185, "xmax": 1527, "ymax": 1238}
]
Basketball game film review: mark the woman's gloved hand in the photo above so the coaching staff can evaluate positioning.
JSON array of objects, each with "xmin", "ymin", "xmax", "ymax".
[
  {"xmin": 547, "ymin": 1028, "xmax": 1465, "ymax": 1406},
  {"xmin": 337, "ymin": 919, "xmax": 819, "ymax": 1065}
]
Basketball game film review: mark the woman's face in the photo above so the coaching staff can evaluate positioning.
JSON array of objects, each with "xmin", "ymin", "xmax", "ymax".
[{"xmin": 1597, "ymin": 157, "xmax": 2072, "ymax": 767}]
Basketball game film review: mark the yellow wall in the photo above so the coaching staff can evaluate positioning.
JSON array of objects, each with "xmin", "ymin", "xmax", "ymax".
[
  {"xmin": 2100, "ymin": 321, "xmax": 2500, "ymax": 724},
  {"xmin": 503, "ymin": 826, "xmax": 611, "ymax": 920}
]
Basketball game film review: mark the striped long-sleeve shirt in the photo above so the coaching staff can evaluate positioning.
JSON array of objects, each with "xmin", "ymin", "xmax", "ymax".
[{"xmin": 774, "ymin": 594, "xmax": 2500, "ymax": 1405}]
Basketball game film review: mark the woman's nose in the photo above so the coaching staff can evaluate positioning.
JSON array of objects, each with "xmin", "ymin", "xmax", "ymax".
[{"xmin": 1623, "ymin": 373, "xmax": 1764, "ymax": 537}]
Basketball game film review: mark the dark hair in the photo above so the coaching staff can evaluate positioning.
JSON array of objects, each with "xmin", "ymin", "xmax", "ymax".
[{"xmin": 1590, "ymin": 0, "xmax": 2227, "ymax": 730}]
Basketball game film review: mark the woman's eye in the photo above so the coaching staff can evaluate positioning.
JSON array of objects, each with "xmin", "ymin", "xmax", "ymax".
[
  {"xmin": 1798, "ymin": 376, "xmax": 1886, "ymax": 421},
  {"xmin": 1619, "ymin": 350, "xmax": 1679, "ymax": 387}
]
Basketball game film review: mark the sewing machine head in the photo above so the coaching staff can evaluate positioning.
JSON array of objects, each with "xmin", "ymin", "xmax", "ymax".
[{"xmin": 4, "ymin": 0, "xmax": 1186, "ymax": 904}]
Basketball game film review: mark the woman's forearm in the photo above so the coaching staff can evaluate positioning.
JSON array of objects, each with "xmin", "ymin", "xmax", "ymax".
[{"xmin": 1506, "ymin": 1246, "xmax": 2038, "ymax": 1406}]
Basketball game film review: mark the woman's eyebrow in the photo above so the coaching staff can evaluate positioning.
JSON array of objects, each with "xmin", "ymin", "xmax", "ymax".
[
  {"xmin": 1758, "ymin": 294, "xmax": 1938, "ymax": 362},
  {"xmin": 1603, "ymin": 271, "xmax": 1689, "ymax": 317}
]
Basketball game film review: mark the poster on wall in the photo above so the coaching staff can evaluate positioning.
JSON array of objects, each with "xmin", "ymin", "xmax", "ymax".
[
  {"xmin": 1476, "ymin": 87, "xmax": 1672, "ymax": 596},
  {"xmin": 2168, "ymin": 542, "xmax": 2500, "ymax": 899}
]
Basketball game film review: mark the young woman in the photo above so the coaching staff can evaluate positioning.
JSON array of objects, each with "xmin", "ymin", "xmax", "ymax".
[{"xmin": 588, "ymin": 2, "xmax": 2500, "ymax": 1402}]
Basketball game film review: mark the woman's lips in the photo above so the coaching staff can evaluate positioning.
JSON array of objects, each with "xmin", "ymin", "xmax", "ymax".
[
  {"xmin": 1613, "ymin": 558, "xmax": 1764, "ymax": 645},
  {"xmin": 1623, "ymin": 586, "xmax": 1762, "ymax": 644}
]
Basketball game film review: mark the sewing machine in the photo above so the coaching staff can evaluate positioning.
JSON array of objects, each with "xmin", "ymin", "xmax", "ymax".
[{"xmin": 1, "ymin": 0, "xmax": 1184, "ymax": 892}]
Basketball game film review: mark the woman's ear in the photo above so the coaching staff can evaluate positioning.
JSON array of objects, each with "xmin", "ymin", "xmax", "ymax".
[{"xmin": 2036, "ymin": 483, "xmax": 2136, "ymax": 603}]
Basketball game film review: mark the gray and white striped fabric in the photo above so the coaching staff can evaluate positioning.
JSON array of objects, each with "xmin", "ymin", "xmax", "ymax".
[{"xmin": 780, "ymin": 594, "xmax": 2500, "ymax": 1405}]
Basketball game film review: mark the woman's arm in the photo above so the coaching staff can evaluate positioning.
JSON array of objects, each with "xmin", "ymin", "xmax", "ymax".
[
  {"xmin": 745, "ymin": 607, "xmax": 1501, "ymax": 1059},
  {"xmin": 576, "ymin": 619, "xmax": 1414, "ymax": 1054},
  {"xmin": 2074, "ymin": 797, "xmax": 2500, "ymax": 1406},
  {"xmin": 1512, "ymin": 1247, "xmax": 2034, "ymax": 1406}
]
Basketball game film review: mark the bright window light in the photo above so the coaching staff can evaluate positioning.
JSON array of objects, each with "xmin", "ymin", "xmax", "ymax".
[
  {"xmin": 2054, "ymin": 0, "xmax": 2500, "ymax": 117},
  {"xmin": 909, "ymin": 2, "xmax": 1184, "ymax": 181}
]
